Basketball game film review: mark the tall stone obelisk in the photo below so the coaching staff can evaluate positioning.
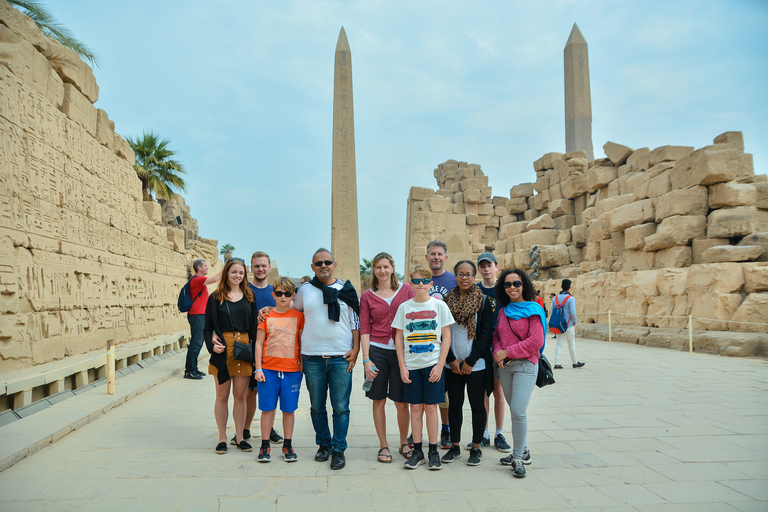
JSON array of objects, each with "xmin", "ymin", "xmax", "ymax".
[
  {"xmin": 331, "ymin": 27, "xmax": 360, "ymax": 291},
  {"xmin": 564, "ymin": 23, "xmax": 594, "ymax": 161}
]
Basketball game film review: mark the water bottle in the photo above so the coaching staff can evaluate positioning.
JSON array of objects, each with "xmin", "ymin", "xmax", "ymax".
[{"xmin": 362, "ymin": 364, "xmax": 377, "ymax": 392}]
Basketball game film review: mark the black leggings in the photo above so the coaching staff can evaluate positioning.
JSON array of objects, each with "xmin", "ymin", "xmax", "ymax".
[{"xmin": 446, "ymin": 369, "xmax": 487, "ymax": 445}]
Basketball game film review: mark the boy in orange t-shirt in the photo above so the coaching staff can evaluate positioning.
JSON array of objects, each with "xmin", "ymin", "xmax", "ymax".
[{"xmin": 254, "ymin": 277, "xmax": 304, "ymax": 462}]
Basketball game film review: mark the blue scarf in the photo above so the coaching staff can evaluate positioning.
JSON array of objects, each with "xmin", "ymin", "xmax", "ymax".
[{"xmin": 503, "ymin": 301, "xmax": 547, "ymax": 354}]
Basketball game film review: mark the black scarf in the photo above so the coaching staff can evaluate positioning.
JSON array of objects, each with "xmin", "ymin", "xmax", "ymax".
[{"xmin": 310, "ymin": 277, "xmax": 360, "ymax": 322}]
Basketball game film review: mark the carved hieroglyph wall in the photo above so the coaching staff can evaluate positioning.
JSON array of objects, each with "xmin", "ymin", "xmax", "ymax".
[
  {"xmin": 405, "ymin": 132, "xmax": 768, "ymax": 355},
  {"xmin": 0, "ymin": 5, "xmax": 218, "ymax": 373}
]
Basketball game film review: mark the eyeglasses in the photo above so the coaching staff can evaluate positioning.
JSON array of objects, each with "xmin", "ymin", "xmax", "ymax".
[
  {"xmin": 313, "ymin": 260, "xmax": 334, "ymax": 267},
  {"xmin": 411, "ymin": 278, "xmax": 431, "ymax": 285},
  {"xmin": 456, "ymin": 273, "xmax": 475, "ymax": 279},
  {"xmin": 504, "ymin": 280, "xmax": 523, "ymax": 289},
  {"xmin": 274, "ymin": 291, "xmax": 293, "ymax": 297}
]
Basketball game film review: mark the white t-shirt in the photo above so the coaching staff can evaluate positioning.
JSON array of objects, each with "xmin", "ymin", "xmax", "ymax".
[
  {"xmin": 293, "ymin": 280, "xmax": 360, "ymax": 356},
  {"xmin": 446, "ymin": 321, "xmax": 486, "ymax": 372},
  {"xmin": 391, "ymin": 297, "xmax": 454, "ymax": 370}
]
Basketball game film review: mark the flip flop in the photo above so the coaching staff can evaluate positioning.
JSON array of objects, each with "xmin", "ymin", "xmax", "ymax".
[
  {"xmin": 377, "ymin": 446, "xmax": 392, "ymax": 463},
  {"xmin": 399, "ymin": 443, "xmax": 412, "ymax": 459}
]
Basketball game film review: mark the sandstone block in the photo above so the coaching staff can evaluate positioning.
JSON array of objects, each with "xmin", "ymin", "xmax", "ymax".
[
  {"xmin": 647, "ymin": 170, "xmax": 671, "ymax": 198},
  {"xmin": 713, "ymin": 131, "xmax": 744, "ymax": 153},
  {"xmin": 143, "ymin": 201, "xmax": 162, "ymax": 225},
  {"xmin": 655, "ymin": 186, "xmax": 708, "ymax": 222},
  {"xmin": 541, "ymin": 152, "xmax": 564, "ymax": 169},
  {"xmin": 589, "ymin": 213, "xmax": 611, "ymax": 241},
  {"xmin": 510, "ymin": 182, "xmax": 535, "ymax": 198},
  {"xmin": 610, "ymin": 201, "xmax": 645, "ymax": 232},
  {"xmin": 534, "ymin": 176, "xmax": 549, "ymax": 193},
  {"xmin": 685, "ymin": 263, "xmax": 745, "ymax": 294},
  {"xmin": 453, "ymin": 203, "xmax": 465, "ymax": 214},
  {"xmin": 554, "ymin": 215, "xmax": 575, "ymax": 231},
  {"xmin": 166, "ymin": 227, "xmax": 185, "ymax": 252},
  {"xmin": 708, "ymin": 206, "xmax": 768, "ymax": 238},
  {"xmin": 654, "ymin": 246, "xmax": 692, "ymax": 268},
  {"xmin": 627, "ymin": 172, "xmax": 652, "ymax": 201},
  {"xmin": 523, "ymin": 210, "xmax": 537, "ymax": 221},
  {"xmin": 498, "ymin": 221, "xmax": 527, "ymax": 239},
  {"xmin": 500, "ymin": 214, "xmax": 518, "ymax": 225},
  {"xmin": 409, "ymin": 186, "xmax": 436, "ymax": 201},
  {"xmin": 671, "ymin": 145, "xmax": 753, "ymax": 189},
  {"xmin": 478, "ymin": 203, "xmax": 494, "ymax": 216},
  {"xmin": 738, "ymin": 232, "xmax": 768, "ymax": 262},
  {"xmin": 521, "ymin": 229, "xmax": 558, "ymax": 247},
  {"xmin": 527, "ymin": 214, "xmax": 555, "ymax": 231},
  {"xmin": 561, "ymin": 174, "xmax": 588, "ymax": 199},
  {"xmin": 0, "ymin": 1, "xmax": 49, "ymax": 52},
  {"xmin": 0, "ymin": 25, "xmax": 50, "ymax": 97},
  {"xmin": 627, "ymin": 147, "xmax": 650, "ymax": 171},
  {"xmin": 557, "ymin": 230, "xmax": 571, "ymax": 245},
  {"xmin": 95, "ymin": 109, "xmax": 116, "ymax": 149},
  {"xmin": 506, "ymin": 197, "xmax": 528, "ymax": 214},
  {"xmin": 533, "ymin": 157, "xmax": 545, "ymax": 172},
  {"xmin": 45, "ymin": 37, "xmax": 99, "ymax": 103},
  {"xmin": 692, "ymin": 237, "xmax": 730, "ymax": 264},
  {"xmin": 702, "ymin": 245, "xmax": 764, "ymax": 263},
  {"xmin": 466, "ymin": 214, "xmax": 481, "ymax": 225},
  {"xmin": 492, "ymin": 195, "xmax": 508, "ymax": 206},
  {"xmin": 549, "ymin": 183, "xmax": 564, "ymax": 201},
  {"xmin": 459, "ymin": 178, "xmax": 487, "ymax": 191},
  {"xmin": 617, "ymin": 163, "xmax": 633, "ymax": 177},
  {"xmin": 643, "ymin": 215, "xmax": 707, "ymax": 251},
  {"xmin": 532, "ymin": 193, "xmax": 544, "ymax": 212},
  {"xmin": 755, "ymin": 181, "xmax": 768, "ymax": 210},
  {"xmin": 539, "ymin": 245, "xmax": 570, "ymax": 268},
  {"xmin": 709, "ymin": 182, "xmax": 757, "ymax": 208},
  {"xmin": 743, "ymin": 263, "xmax": 768, "ymax": 293},
  {"xmin": 649, "ymin": 145, "xmax": 694, "ymax": 166},
  {"xmin": 548, "ymin": 198, "xmax": 573, "ymax": 218},
  {"xmin": 61, "ymin": 83, "xmax": 97, "ymax": 136},
  {"xmin": 691, "ymin": 293, "xmax": 743, "ymax": 331},
  {"xmin": 600, "ymin": 239, "xmax": 613, "ymax": 262},
  {"xmin": 625, "ymin": 223, "xmax": 656, "ymax": 250},
  {"xmin": 463, "ymin": 189, "xmax": 483, "ymax": 203},
  {"xmin": 587, "ymin": 165, "xmax": 617, "ymax": 191},
  {"xmin": 494, "ymin": 206, "xmax": 506, "ymax": 216},
  {"xmin": 571, "ymin": 225, "xmax": 586, "ymax": 248},
  {"xmin": 568, "ymin": 245, "xmax": 584, "ymax": 264},
  {"xmin": 728, "ymin": 293, "xmax": 768, "ymax": 333},
  {"xmin": 603, "ymin": 142, "xmax": 633, "ymax": 166},
  {"xmin": 513, "ymin": 249, "xmax": 531, "ymax": 269},
  {"xmin": 621, "ymin": 250, "xmax": 654, "ymax": 271}
]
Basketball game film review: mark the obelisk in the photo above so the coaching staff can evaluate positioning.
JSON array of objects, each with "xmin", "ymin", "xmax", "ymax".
[
  {"xmin": 564, "ymin": 23, "xmax": 594, "ymax": 161},
  {"xmin": 330, "ymin": 27, "xmax": 360, "ymax": 291}
]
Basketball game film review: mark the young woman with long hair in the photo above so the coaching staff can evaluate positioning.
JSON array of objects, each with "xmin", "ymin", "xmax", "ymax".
[{"xmin": 203, "ymin": 258, "xmax": 258, "ymax": 454}]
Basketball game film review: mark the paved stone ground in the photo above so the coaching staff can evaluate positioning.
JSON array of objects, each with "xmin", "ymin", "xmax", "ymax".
[{"xmin": 0, "ymin": 337, "xmax": 766, "ymax": 511}]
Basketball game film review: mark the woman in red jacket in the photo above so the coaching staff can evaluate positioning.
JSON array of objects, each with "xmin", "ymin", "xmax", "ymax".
[
  {"xmin": 360, "ymin": 252, "xmax": 415, "ymax": 463},
  {"xmin": 492, "ymin": 269, "xmax": 546, "ymax": 478}
]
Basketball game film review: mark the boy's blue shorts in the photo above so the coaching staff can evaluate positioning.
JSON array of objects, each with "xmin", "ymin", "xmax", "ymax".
[
  {"xmin": 402, "ymin": 365, "xmax": 445, "ymax": 405},
  {"xmin": 257, "ymin": 369, "xmax": 302, "ymax": 413}
]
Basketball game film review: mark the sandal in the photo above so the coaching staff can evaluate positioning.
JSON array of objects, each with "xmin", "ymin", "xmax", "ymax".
[
  {"xmin": 377, "ymin": 446, "xmax": 392, "ymax": 463},
  {"xmin": 399, "ymin": 443, "xmax": 412, "ymax": 459}
]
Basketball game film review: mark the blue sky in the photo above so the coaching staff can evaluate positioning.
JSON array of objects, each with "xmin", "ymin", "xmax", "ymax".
[{"xmin": 54, "ymin": 0, "xmax": 768, "ymax": 278}]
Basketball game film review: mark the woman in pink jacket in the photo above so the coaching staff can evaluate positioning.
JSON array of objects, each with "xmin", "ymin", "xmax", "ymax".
[
  {"xmin": 492, "ymin": 269, "xmax": 546, "ymax": 478},
  {"xmin": 360, "ymin": 252, "xmax": 415, "ymax": 463}
]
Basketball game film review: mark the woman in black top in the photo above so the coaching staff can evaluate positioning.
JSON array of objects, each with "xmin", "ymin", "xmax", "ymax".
[{"xmin": 203, "ymin": 258, "xmax": 259, "ymax": 454}]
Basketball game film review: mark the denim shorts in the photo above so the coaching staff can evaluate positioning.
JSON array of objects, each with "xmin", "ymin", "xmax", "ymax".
[
  {"xmin": 402, "ymin": 365, "xmax": 445, "ymax": 405},
  {"xmin": 257, "ymin": 369, "xmax": 302, "ymax": 413}
]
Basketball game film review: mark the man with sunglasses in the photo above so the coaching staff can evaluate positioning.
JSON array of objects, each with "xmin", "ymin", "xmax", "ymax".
[
  {"xmin": 184, "ymin": 259, "xmax": 221, "ymax": 380},
  {"xmin": 293, "ymin": 248, "xmax": 360, "ymax": 470}
]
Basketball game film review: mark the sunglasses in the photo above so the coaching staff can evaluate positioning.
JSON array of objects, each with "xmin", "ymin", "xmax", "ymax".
[
  {"xmin": 411, "ymin": 278, "xmax": 431, "ymax": 285},
  {"xmin": 274, "ymin": 291, "xmax": 293, "ymax": 297},
  {"xmin": 504, "ymin": 280, "xmax": 523, "ymax": 289},
  {"xmin": 229, "ymin": 257, "xmax": 245, "ymax": 263},
  {"xmin": 313, "ymin": 260, "xmax": 334, "ymax": 267}
]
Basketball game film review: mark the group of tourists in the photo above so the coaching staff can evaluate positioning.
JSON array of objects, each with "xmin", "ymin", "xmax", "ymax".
[{"xmin": 183, "ymin": 240, "xmax": 582, "ymax": 477}]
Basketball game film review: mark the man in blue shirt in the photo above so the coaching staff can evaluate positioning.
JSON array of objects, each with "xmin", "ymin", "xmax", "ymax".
[{"xmin": 551, "ymin": 279, "xmax": 585, "ymax": 369}]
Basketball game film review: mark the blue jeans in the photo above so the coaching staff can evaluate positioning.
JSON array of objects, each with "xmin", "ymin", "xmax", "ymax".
[
  {"xmin": 186, "ymin": 314, "xmax": 205, "ymax": 372},
  {"xmin": 303, "ymin": 355, "xmax": 352, "ymax": 453}
]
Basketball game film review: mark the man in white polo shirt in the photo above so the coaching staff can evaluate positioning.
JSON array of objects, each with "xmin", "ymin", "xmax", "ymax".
[{"xmin": 293, "ymin": 248, "xmax": 360, "ymax": 470}]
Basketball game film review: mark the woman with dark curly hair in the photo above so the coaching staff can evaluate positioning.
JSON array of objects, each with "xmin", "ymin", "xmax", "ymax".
[
  {"xmin": 203, "ymin": 258, "xmax": 259, "ymax": 455},
  {"xmin": 492, "ymin": 269, "xmax": 546, "ymax": 478},
  {"xmin": 441, "ymin": 260, "xmax": 494, "ymax": 467}
]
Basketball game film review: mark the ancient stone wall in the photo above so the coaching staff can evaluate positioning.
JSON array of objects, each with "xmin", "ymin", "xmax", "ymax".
[
  {"xmin": 0, "ymin": 5, "xmax": 218, "ymax": 373},
  {"xmin": 405, "ymin": 131, "xmax": 768, "ymax": 354}
]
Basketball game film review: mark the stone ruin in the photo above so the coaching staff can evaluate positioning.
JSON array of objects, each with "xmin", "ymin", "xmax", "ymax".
[
  {"xmin": 0, "ymin": 4, "xmax": 219, "ymax": 374},
  {"xmin": 405, "ymin": 134, "xmax": 768, "ymax": 357}
]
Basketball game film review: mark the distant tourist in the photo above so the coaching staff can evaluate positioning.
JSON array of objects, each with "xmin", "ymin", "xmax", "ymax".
[
  {"xmin": 359, "ymin": 252, "xmax": 415, "ymax": 462},
  {"xmin": 551, "ymin": 279, "xmax": 585, "ymax": 370},
  {"xmin": 184, "ymin": 259, "xmax": 220, "ymax": 380},
  {"xmin": 441, "ymin": 260, "xmax": 494, "ymax": 467},
  {"xmin": 475, "ymin": 252, "xmax": 511, "ymax": 453},
  {"xmin": 293, "ymin": 248, "xmax": 360, "ymax": 470},
  {"xmin": 203, "ymin": 258, "xmax": 259, "ymax": 454},
  {"xmin": 392, "ymin": 264, "xmax": 454, "ymax": 470},
  {"xmin": 253, "ymin": 277, "xmax": 304, "ymax": 463},
  {"xmin": 300, "ymin": 275, "xmax": 312, "ymax": 286},
  {"xmin": 535, "ymin": 290, "xmax": 547, "ymax": 317},
  {"xmin": 425, "ymin": 240, "xmax": 456, "ymax": 447},
  {"xmin": 493, "ymin": 269, "xmax": 546, "ymax": 478}
]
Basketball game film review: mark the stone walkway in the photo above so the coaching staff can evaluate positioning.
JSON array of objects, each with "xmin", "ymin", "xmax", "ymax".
[{"xmin": 0, "ymin": 337, "xmax": 766, "ymax": 511}]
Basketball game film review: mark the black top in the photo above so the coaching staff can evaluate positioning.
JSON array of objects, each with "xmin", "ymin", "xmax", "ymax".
[
  {"xmin": 219, "ymin": 297, "xmax": 251, "ymax": 332},
  {"xmin": 203, "ymin": 294, "xmax": 259, "ymax": 385},
  {"xmin": 444, "ymin": 295, "xmax": 495, "ymax": 396}
]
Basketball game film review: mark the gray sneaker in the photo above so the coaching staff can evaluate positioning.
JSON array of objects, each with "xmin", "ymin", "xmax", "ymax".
[
  {"xmin": 404, "ymin": 450, "xmax": 425, "ymax": 469},
  {"xmin": 521, "ymin": 449, "xmax": 532, "ymax": 465},
  {"xmin": 441, "ymin": 445, "xmax": 462, "ymax": 463},
  {"xmin": 494, "ymin": 433, "xmax": 511, "ymax": 452},
  {"xmin": 427, "ymin": 449, "xmax": 442, "ymax": 470},
  {"xmin": 467, "ymin": 447, "xmax": 483, "ymax": 466},
  {"xmin": 511, "ymin": 458, "xmax": 526, "ymax": 478},
  {"xmin": 465, "ymin": 436, "xmax": 490, "ymax": 450}
]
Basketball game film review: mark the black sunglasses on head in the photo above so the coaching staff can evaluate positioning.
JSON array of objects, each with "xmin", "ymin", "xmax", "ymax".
[
  {"xmin": 504, "ymin": 280, "xmax": 523, "ymax": 289},
  {"xmin": 274, "ymin": 290, "xmax": 293, "ymax": 297},
  {"xmin": 313, "ymin": 260, "xmax": 334, "ymax": 267}
]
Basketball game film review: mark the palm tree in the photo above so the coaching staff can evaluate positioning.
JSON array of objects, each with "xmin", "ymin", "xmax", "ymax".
[
  {"xmin": 360, "ymin": 257, "xmax": 372, "ymax": 290},
  {"xmin": 220, "ymin": 244, "xmax": 235, "ymax": 262},
  {"xmin": 126, "ymin": 132, "xmax": 186, "ymax": 201},
  {"xmin": 8, "ymin": 0, "xmax": 100, "ymax": 67}
]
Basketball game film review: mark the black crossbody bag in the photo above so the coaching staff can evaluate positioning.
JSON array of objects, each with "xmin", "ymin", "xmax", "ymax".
[
  {"xmin": 225, "ymin": 302, "xmax": 254, "ymax": 363},
  {"xmin": 504, "ymin": 315, "xmax": 555, "ymax": 388}
]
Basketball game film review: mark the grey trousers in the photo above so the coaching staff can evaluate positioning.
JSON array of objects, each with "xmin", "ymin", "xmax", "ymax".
[{"xmin": 498, "ymin": 359, "xmax": 538, "ymax": 460}]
